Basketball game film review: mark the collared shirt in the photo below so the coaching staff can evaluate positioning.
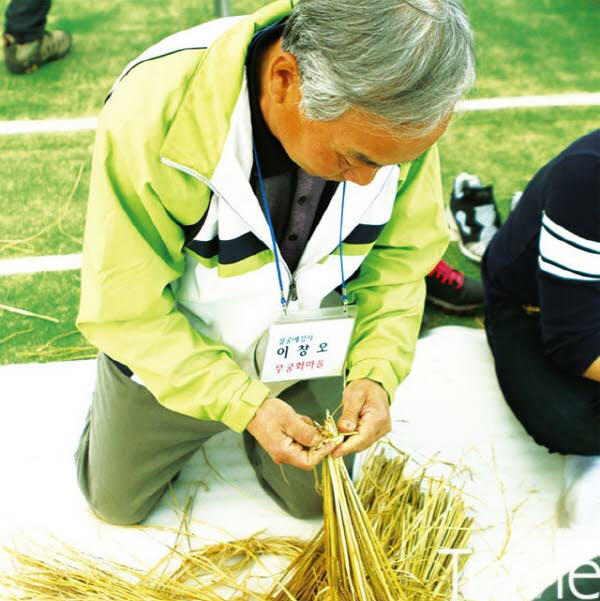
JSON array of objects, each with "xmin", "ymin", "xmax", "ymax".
[{"xmin": 246, "ymin": 21, "xmax": 337, "ymax": 273}]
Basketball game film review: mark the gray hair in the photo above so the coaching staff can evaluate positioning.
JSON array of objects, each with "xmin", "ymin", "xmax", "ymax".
[{"xmin": 282, "ymin": 0, "xmax": 475, "ymax": 134}]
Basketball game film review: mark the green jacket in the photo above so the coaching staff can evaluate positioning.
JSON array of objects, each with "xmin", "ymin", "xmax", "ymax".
[{"xmin": 77, "ymin": 0, "xmax": 449, "ymax": 432}]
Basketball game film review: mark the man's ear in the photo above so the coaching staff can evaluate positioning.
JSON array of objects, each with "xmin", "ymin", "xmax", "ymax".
[{"xmin": 266, "ymin": 49, "xmax": 301, "ymax": 106}]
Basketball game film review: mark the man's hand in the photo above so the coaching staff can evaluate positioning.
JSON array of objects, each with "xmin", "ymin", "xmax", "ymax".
[
  {"xmin": 246, "ymin": 397, "xmax": 336, "ymax": 470},
  {"xmin": 332, "ymin": 378, "xmax": 391, "ymax": 459}
]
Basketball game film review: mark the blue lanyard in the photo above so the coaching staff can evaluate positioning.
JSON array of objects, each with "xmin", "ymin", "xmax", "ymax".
[{"xmin": 252, "ymin": 142, "xmax": 348, "ymax": 312}]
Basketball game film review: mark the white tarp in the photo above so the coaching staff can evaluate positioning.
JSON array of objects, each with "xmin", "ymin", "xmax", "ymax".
[{"xmin": 1, "ymin": 326, "xmax": 598, "ymax": 599}]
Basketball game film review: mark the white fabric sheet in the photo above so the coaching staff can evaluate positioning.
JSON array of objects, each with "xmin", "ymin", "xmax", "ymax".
[{"xmin": 0, "ymin": 326, "xmax": 598, "ymax": 599}]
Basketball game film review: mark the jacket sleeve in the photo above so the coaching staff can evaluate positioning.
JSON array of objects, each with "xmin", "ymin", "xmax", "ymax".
[
  {"xmin": 345, "ymin": 145, "xmax": 449, "ymax": 401},
  {"xmin": 77, "ymin": 114, "xmax": 271, "ymax": 433}
]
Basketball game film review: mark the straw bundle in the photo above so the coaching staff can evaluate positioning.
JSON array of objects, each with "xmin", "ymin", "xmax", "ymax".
[
  {"xmin": 270, "ymin": 415, "xmax": 407, "ymax": 601},
  {"xmin": 270, "ymin": 419, "xmax": 473, "ymax": 600},
  {"xmin": 357, "ymin": 452, "xmax": 474, "ymax": 598}
]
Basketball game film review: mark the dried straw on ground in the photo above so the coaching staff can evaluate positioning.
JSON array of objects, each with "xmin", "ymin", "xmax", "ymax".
[
  {"xmin": 0, "ymin": 424, "xmax": 474, "ymax": 600},
  {"xmin": 0, "ymin": 534, "xmax": 304, "ymax": 601}
]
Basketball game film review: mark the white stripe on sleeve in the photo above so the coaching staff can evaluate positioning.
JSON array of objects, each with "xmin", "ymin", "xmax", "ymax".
[
  {"xmin": 542, "ymin": 212, "xmax": 600, "ymax": 252},
  {"xmin": 539, "ymin": 214, "xmax": 600, "ymax": 279},
  {"xmin": 538, "ymin": 257, "xmax": 600, "ymax": 282}
]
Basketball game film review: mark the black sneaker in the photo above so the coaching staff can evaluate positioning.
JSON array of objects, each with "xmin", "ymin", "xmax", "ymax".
[
  {"xmin": 426, "ymin": 260, "xmax": 484, "ymax": 314},
  {"xmin": 4, "ymin": 30, "xmax": 72, "ymax": 74},
  {"xmin": 447, "ymin": 173, "xmax": 501, "ymax": 263}
]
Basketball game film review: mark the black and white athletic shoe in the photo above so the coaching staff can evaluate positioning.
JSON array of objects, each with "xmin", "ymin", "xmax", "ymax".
[
  {"xmin": 510, "ymin": 190, "xmax": 523, "ymax": 212},
  {"xmin": 447, "ymin": 173, "xmax": 501, "ymax": 263},
  {"xmin": 425, "ymin": 260, "xmax": 485, "ymax": 314}
]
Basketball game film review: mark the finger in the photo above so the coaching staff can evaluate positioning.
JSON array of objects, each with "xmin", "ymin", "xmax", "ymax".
[
  {"xmin": 331, "ymin": 434, "xmax": 370, "ymax": 459},
  {"xmin": 299, "ymin": 415, "xmax": 314, "ymax": 427},
  {"xmin": 332, "ymin": 418, "xmax": 386, "ymax": 458},
  {"xmin": 284, "ymin": 440, "xmax": 337, "ymax": 471},
  {"xmin": 285, "ymin": 414, "xmax": 323, "ymax": 448},
  {"xmin": 338, "ymin": 386, "xmax": 366, "ymax": 432}
]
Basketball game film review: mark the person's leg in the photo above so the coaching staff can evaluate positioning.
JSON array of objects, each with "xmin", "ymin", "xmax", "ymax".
[
  {"xmin": 4, "ymin": 0, "xmax": 71, "ymax": 75},
  {"xmin": 75, "ymin": 354, "xmax": 228, "ymax": 525},
  {"xmin": 5, "ymin": 0, "xmax": 51, "ymax": 43},
  {"xmin": 484, "ymin": 301, "xmax": 600, "ymax": 456},
  {"xmin": 534, "ymin": 557, "xmax": 600, "ymax": 600},
  {"xmin": 243, "ymin": 376, "xmax": 355, "ymax": 519}
]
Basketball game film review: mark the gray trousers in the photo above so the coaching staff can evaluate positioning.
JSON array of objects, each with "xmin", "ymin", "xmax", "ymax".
[{"xmin": 75, "ymin": 353, "xmax": 353, "ymax": 525}]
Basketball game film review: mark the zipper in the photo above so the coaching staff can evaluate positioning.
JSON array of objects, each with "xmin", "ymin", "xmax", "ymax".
[
  {"xmin": 288, "ymin": 279, "xmax": 298, "ymax": 302},
  {"xmin": 161, "ymin": 156, "xmax": 297, "ymax": 300}
]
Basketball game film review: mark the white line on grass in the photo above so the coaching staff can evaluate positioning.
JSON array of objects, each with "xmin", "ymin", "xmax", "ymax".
[
  {"xmin": 459, "ymin": 92, "xmax": 600, "ymax": 111},
  {"xmin": 0, "ymin": 116, "xmax": 98, "ymax": 136},
  {"xmin": 1, "ymin": 92, "xmax": 599, "ymax": 277},
  {"xmin": 0, "ymin": 254, "xmax": 82, "ymax": 276},
  {"xmin": 0, "ymin": 93, "xmax": 599, "ymax": 136}
]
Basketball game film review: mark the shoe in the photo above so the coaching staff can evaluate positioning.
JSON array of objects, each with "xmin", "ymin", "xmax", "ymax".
[
  {"xmin": 510, "ymin": 190, "xmax": 523, "ymax": 212},
  {"xmin": 559, "ymin": 455, "xmax": 600, "ymax": 529},
  {"xmin": 4, "ymin": 30, "xmax": 72, "ymax": 74},
  {"xmin": 447, "ymin": 173, "xmax": 501, "ymax": 263},
  {"xmin": 425, "ymin": 259, "xmax": 485, "ymax": 314}
]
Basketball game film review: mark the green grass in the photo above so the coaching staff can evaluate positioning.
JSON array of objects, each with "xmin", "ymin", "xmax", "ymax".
[
  {"xmin": 1, "ymin": 106, "xmax": 598, "ymax": 364},
  {"xmin": 0, "ymin": 0, "xmax": 263, "ymax": 120},
  {"xmin": 0, "ymin": 271, "xmax": 95, "ymax": 364},
  {"xmin": 465, "ymin": 0, "xmax": 600, "ymax": 98},
  {"xmin": 0, "ymin": 0, "xmax": 598, "ymax": 120},
  {"xmin": 0, "ymin": 132, "xmax": 93, "ymax": 258},
  {"xmin": 441, "ymin": 106, "xmax": 600, "ymax": 217},
  {"xmin": 1, "ymin": 0, "xmax": 599, "ymax": 364}
]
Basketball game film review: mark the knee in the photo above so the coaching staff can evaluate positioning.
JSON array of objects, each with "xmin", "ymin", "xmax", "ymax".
[
  {"xmin": 75, "ymin": 455, "xmax": 156, "ymax": 525},
  {"xmin": 281, "ymin": 496, "xmax": 323, "ymax": 520},
  {"xmin": 87, "ymin": 499, "xmax": 152, "ymax": 526}
]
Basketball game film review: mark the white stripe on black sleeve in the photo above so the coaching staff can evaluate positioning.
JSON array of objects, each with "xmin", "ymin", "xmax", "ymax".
[
  {"xmin": 542, "ymin": 213, "xmax": 600, "ymax": 252},
  {"xmin": 539, "ymin": 213, "xmax": 600, "ymax": 281}
]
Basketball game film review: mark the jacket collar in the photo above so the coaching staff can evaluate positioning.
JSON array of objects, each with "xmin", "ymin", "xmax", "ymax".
[
  {"xmin": 159, "ymin": 0, "xmax": 294, "ymax": 180},
  {"xmin": 160, "ymin": 0, "xmax": 406, "ymax": 267}
]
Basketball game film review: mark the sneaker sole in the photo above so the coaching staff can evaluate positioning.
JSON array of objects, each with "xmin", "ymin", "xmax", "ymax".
[
  {"xmin": 426, "ymin": 295, "xmax": 484, "ymax": 315},
  {"xmin": 446, "ymin": 207, "xmax": 483, "ymax": 264}
]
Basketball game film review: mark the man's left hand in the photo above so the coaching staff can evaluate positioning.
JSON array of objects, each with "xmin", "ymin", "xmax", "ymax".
[{"xmin": 332, "ymin": 378, "xmax": 391, "ymax": 459}]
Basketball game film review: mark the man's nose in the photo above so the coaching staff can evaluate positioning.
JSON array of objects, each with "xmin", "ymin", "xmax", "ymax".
[{"xmin": 343, "ymin": 165, "xmax": 379, "ymax": 186}]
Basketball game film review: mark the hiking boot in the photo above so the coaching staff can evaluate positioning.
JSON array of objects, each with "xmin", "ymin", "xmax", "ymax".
[
  {"xmin": 447, "ymin": 173, "xmax": 501, "ymax": 263},
  {"xmin": 425, "ymin": 259, "xmax": 484, "ymax": 314},
  {"xmin": 4, "ymin": 30, "xmax": 72, "ymax": 74}
]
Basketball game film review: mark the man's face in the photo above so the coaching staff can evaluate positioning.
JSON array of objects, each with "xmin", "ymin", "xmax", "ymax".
[
  {"xmin": 261, "ymin": 42, "xmax": 450, "ymax": 186},
  {"xmin": 276, "ymin": 108, "xmax": 450, "ymax": 185}
]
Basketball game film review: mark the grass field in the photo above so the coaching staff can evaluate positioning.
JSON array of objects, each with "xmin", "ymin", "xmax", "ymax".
[{"xmin": 1, "ymin": 0, "xmax": 599, "ymax": 364}]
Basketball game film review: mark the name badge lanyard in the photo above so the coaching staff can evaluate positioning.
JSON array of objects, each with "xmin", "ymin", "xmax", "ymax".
[{"xmin": 253, "ymin": 142, "xmax": 349, "ymax": 313}]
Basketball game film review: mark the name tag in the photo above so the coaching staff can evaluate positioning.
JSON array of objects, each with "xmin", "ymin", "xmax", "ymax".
[{"xmin": 260, "ymin": 306, "xmax": 357, "ymax": 383}]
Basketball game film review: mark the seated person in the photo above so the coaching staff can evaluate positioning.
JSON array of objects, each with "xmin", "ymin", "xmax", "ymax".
[{"xmin": 482, "ymin": 130, "xmax": 600, "ymax": 527}]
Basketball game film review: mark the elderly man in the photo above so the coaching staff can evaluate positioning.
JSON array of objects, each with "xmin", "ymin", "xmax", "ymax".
[{"xmin": 75, "ymin": 0, "xmax": 475, "ymax": 525}]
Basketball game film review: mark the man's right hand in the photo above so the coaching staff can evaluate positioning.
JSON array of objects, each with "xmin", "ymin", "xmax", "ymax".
[{"xmin": 246, "ymin": 397, "xmax": 336, "ymax": 470}]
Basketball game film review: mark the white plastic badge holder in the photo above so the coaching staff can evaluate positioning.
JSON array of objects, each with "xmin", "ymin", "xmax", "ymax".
[{"xmin": 260, "ymin": 306, "xmax": 357, "ymax": 383}]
